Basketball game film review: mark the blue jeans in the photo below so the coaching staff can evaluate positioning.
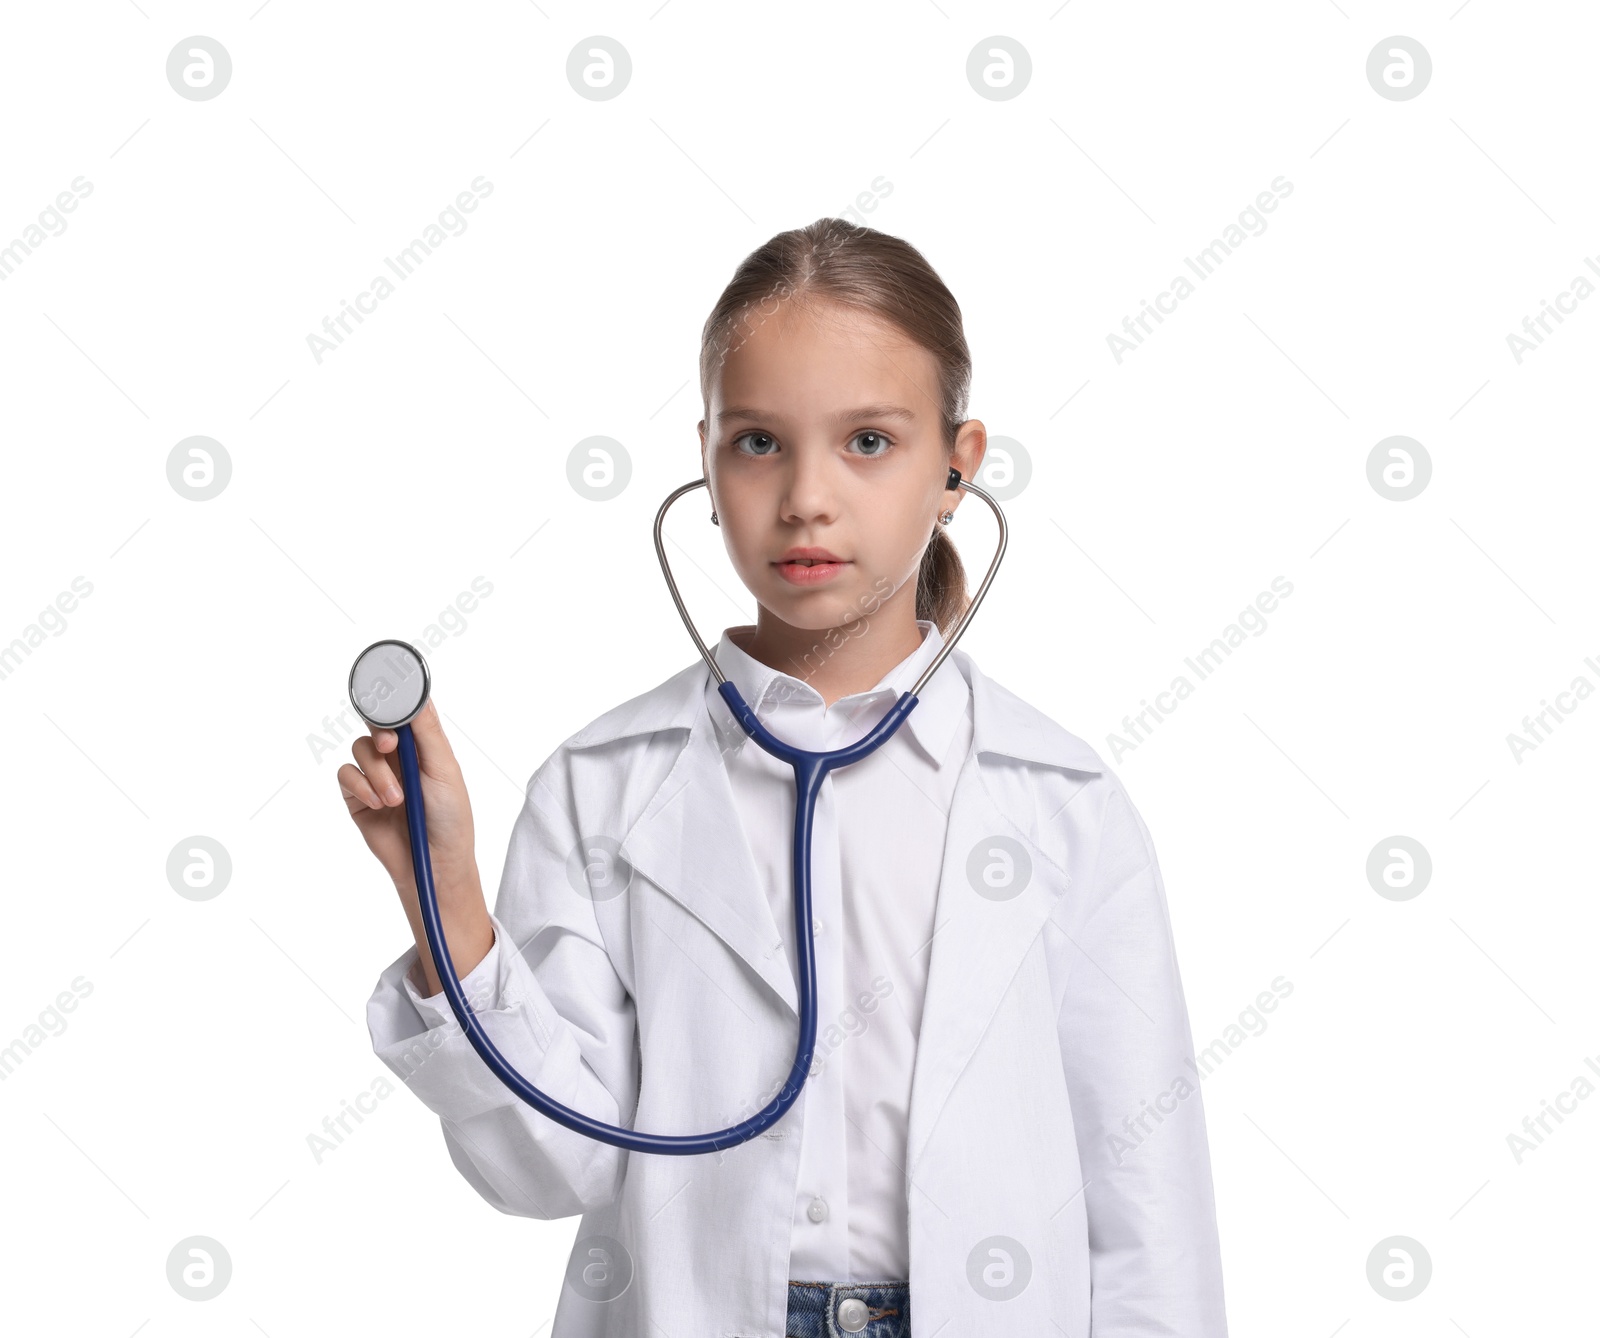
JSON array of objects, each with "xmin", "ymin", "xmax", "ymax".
[{"xmin": 785, "ymin": 1279, "xmax": 911, "ymax": 1337}]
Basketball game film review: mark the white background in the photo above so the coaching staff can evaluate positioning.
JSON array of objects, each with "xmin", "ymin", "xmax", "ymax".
[{"xmin": 2, "ymin": 2, "xmax": 1595, "ymax": 1333}]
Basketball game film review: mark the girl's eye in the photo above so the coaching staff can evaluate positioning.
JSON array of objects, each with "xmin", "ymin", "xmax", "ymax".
[
  {"xmin": 850, "ymin": 431, "xmax": 893, "ymax": 457},
  {"xmin": 732, "ymin": 430, "xmax": 894, "ymax": 457},
  {"xmin": 733, "ymin": 431, "xmax": 779, "ymax": 457}
]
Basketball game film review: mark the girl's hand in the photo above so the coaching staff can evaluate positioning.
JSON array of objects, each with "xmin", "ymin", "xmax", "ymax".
[{"xmin": 338, "ymin": 697, "xmax": 484, "ymax": 923}]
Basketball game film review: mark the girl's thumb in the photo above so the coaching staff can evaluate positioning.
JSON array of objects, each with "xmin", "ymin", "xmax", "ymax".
[{"xmin": 407, "ymin": 697, "xmax": 457, "ymax": 769}]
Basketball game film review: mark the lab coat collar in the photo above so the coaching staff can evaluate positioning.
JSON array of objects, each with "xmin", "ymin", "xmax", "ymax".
[
  {"xmin": 566, "ymin": 638, "xmax": 1105, "ymax": 777},
  {"xmin": 705, "ymin": 618, "xmax": 967, "ymax": 768}
]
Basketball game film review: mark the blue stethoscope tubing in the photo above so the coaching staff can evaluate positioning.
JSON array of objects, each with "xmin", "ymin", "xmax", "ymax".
[{"xmin": 394, "ymin": 464, "xmax": 1007, "ymax": 1155}]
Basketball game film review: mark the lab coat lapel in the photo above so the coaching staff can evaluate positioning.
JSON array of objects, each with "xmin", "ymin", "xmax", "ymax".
[
  {"xmin": 610, "ymin": 698, "xmax": 802, "ymax": 1019},
  {"xmin": 903, "ymin": 735, "xmax": 1066, "ymax": 1173},
  {"xmin": 902, "ymin": 655, "xmax": 1104, "ymax": 1171}
]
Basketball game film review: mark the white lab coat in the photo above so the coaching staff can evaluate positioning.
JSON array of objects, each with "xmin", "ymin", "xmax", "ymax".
[{"xmin": 366, "ymin": 646, "xmax": 1229, "ymax": 1337}]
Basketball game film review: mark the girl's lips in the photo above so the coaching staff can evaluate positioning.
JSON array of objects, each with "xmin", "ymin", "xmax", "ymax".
[{"xmin": 774, "ymin": 558, "xmax": 848, "ymax": 586}]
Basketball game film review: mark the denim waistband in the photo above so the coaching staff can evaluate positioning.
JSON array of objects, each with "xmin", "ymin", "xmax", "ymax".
[{"xmin": 785, "ymin": 1279, "xmax": 910, "ymax": 1337}]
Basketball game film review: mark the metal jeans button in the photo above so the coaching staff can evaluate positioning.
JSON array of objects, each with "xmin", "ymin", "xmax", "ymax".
[{"xmin": 837, "ymin": 1296, "xmax": 869, "ymax": 1332}]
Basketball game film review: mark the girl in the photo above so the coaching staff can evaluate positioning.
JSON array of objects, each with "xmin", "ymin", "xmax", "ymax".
[{"xmin": 349, "ymin": 219, "xmax": 1229, "ymax": 1338}]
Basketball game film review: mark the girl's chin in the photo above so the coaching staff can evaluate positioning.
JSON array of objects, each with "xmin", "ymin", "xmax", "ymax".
[{"xmin": 762, "ymin": 576, "xmax": 893, "ymax": 627}]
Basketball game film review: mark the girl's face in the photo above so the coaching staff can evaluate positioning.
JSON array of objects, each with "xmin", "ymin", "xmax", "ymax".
[{"xmin": 698, "ymin": 297, "xmax": 986, "ymax": 638}]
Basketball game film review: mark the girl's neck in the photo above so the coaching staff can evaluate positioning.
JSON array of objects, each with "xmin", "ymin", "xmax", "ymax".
[{"xmin": 730, "ymin": 606, "xmax": 927, "ymax": 709}]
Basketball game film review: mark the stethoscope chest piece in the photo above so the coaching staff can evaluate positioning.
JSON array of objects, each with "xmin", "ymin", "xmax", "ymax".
[{"xmin": 349, "ymin": 639, "xmax": 431, "ymax": 729}]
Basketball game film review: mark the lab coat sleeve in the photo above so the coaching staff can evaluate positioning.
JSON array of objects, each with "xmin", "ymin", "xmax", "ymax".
[
  {"xmin": 399, "ymin": 925, "xmax": 503, "ymax": 1021},
  {"xmin": 1056, "ymin": 778, "xmax": 1228, "ymax": 1337},
  {"xmin": 365, "ymin": 771, "xmax": 637, "ymax": 1220}
]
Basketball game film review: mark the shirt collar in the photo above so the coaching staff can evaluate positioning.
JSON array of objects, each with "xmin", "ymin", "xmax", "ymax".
[
  {"xmin": 563, "ymin": 640, "xmax": 1105, "ymax": 776},
  {"xmin": 706, "ymin": 619, "xmax": 969, "ymax": 768}
]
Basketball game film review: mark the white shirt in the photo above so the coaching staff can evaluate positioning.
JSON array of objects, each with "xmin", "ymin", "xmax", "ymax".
[{"xmin": 706, "ymin": 618, "xmax": 971, "ymax": 1283}]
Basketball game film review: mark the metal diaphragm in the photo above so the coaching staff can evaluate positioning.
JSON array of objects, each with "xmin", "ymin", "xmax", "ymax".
[{"xmin": 348, "ymin": 639, "xmax": 430, "ymax": 729}]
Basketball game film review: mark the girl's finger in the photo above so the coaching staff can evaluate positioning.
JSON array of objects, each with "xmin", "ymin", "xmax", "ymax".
[
  {"xmin": 352, "ymin": 733, "xmax": 405, "ymax": 805},
  {"xmin": 337, "ymin": 762, "xmax": 385, "ymax": 811}
]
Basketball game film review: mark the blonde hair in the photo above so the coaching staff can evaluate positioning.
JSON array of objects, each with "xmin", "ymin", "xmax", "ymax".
[{"xmin": 698, "ymin": 217, "xmax": 972, "ymax": 637}]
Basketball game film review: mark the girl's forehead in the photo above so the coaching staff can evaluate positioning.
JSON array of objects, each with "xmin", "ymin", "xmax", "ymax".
[{"xmin": 710, "ymin": 303, "xmax": 938, "ymax": 409}]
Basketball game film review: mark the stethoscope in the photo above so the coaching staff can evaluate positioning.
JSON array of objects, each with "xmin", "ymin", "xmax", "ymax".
[{"xmin": 346, "ymin": 465, "xmax": 1007, "ymax": 1155}]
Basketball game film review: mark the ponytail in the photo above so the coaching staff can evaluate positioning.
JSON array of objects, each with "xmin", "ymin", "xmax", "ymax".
[{"xmin": 916, "ymin": 521, "xmax": 970, "ymax": 638}]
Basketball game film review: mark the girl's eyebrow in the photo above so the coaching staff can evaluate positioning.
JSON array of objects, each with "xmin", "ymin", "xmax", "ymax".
[{"xmin": 719, "ymin": 402, "xmax": 917, "ymax": 425}]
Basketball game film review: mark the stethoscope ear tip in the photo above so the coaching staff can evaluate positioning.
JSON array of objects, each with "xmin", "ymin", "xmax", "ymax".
[{"xmin": 349, "ymin": 638, "xmax": 431, "ymax": 730}]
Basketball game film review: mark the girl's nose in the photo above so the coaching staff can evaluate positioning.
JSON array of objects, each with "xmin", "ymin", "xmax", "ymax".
[{"xmin": 779, "ymin": 443, "xmax": 840, "ymax": 523}]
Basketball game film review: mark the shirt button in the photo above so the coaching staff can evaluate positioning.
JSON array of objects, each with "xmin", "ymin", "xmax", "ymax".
[
  {"xmin": 837, "ymin": 1297, "xmax": 870, "ymax": 1332},
  {"xmin": 806, "ymin": 1196, "xmax": 828, "ymax": 1223}
]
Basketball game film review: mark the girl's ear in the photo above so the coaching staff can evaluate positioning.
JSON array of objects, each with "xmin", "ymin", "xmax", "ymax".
[{"xmin": 952, "ymin": 418, "xmax": 987, "ymax": 483}]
